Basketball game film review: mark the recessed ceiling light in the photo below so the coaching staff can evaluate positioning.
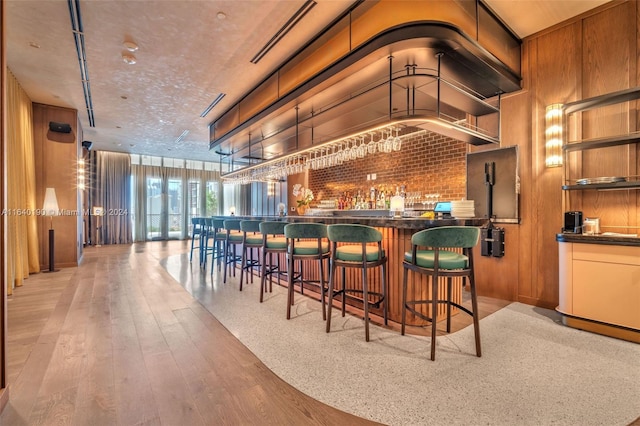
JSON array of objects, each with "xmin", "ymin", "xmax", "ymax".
[
  {"xmin": 217, "ymin": 11, "xmax": 226, "ymax": 19},
  {"xmin": 123, "ymin": 40, "xmax": 139, "ymax": 52},
  {"xmin": 122, "ymin": 53, "xmax": 137, "ymax": 64}
]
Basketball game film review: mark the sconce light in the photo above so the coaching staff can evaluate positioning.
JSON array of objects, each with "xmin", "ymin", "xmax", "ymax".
[
  {"xmin": 42, "ymin": 188, "xmax": 60, "ymax": 272},
  {"xmin": 229, "ymin": 206, "xmax": 236, "ymax": 216},
  {"xmin": 267, "ymin": 181, "xmax": 275, "ymax": 197},
  {"xmin": 78, "ymin": 158, "xmax": 85, "ymax": 190},
  {"xmin": 390, "ymin": 194, "xmax": 405, "ymax": 218},
  {"xmin": 545, "ymin": 104, "xmax": 564, "ymax": 167}
]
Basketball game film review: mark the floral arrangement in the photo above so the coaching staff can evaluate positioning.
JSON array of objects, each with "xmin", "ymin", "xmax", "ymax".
[{"xmin": 292, "ymin": 184, "xmax": 314, "ymax": 207}]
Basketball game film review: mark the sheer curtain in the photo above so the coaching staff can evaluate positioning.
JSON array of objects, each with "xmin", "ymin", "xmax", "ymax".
[
  {"xmin": 93, "ymin": 151, "xmax": 133, "ymax": 244},
  {"xmin": 132, "ymin": 162, "xmax": 221, "ymax": 241},
  {"xmin": 5, "ymin": 70, "xmax": 40, "ymax": 294}
]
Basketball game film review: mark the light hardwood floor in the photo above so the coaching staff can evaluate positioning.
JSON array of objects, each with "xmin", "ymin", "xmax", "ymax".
[{"xmin": 0, "ymin": 240, "xmax": 507, "ymax": 425}]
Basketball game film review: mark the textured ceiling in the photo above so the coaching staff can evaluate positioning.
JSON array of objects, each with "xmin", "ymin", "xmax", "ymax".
[{"xmin": 6, "ymin": 0, "xmax": 611, "ymax": 163}]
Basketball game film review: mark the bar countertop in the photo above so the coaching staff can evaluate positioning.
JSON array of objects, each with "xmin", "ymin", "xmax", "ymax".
[{"xmin": 228, "ymin": 214, "xmax": 488, "ymax": 230}]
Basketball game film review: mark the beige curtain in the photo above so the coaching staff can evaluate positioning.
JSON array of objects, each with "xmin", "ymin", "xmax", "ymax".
[
  {"xmin": 93, "ymin": 151, "xmax": 133, "ymax": 244},
  {"xmin": 5, "ymin": 70, "xmax": 40, "ymax": 294},
  {"xmin": 132, "ymin": 164, "xmax": 222, "ymax": 241}
]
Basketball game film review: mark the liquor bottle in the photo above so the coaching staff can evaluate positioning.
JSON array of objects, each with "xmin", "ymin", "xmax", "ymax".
[{"xmin": 370, "ymin": 186, "xmax": 376, "ymax": 209}]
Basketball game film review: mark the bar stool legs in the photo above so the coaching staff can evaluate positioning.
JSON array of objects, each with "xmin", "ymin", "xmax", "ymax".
[
  {"xmin": 401, "ymin": 226, "xmax": 481, "ymax": 361},
  {"xmin": 325, "ymin": 225, "xmax": 388, "ymax": 342}
]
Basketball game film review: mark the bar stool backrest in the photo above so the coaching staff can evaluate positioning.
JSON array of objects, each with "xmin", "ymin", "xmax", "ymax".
[
  {"xmin": 411, "ymin": 226, "xmax": 479, "ymax": 249},
  {"xmin": 224, "ymin": 219, "xmax": 242, "ymax": 232},
  {"xmin": 327, "ymin": 224, "xmax": 382, "ymax": 243},
  {"xmin": 192, "ymin": 217, "xmax": 204, "ymax": 231},
  {"xmin": 212, "ymin": 218, "xmax": 225, "ymax": 231},
  {"xmin": 284, "ymin": 222, "xmax": 327, "ymax": 239},
  {"xmin": 240, "ymin": 220, "xmax": 262, "ymax": 233},
  {"xmin": 259, "ymin": 221, "xmax": 287, "ymax": 236}
]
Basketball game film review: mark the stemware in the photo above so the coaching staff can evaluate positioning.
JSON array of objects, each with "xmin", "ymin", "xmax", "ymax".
[
  {"xmin": 392, "ymin": 127, "xmax": 402, "ymax": 151},
  {"xmin": 350, "ymin": 139, "xmax": 358, "ymax": 160},
  {"xmin": 367, "ymin": 132, "xmax": 377, "ymax": 154},
  {"xmin": 357, "ymin": 136, "xmax": 366, "ymax": 158},
  {"xmin": 384, "ymin": 128, "xmax": 394, "ymax": 153}
]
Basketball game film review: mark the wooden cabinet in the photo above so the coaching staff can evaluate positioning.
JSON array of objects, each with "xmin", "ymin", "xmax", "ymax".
[{"xmin": 558, "ymin": 239, "xmax": 640, "ymax": 342}]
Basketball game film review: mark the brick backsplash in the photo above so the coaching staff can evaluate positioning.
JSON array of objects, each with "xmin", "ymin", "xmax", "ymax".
[{"xmin": 308, "ymin": 130, "xmax": 467, "ymax": 203}]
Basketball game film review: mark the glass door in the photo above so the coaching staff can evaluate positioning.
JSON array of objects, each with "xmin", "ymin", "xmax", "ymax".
[
  {"xmin": 146, "ymin": 177, "xmax": 162, "ymax": 240},
  {"xmin": 167, "ymin": 179, "xmax": 183, "ymax": 239}
]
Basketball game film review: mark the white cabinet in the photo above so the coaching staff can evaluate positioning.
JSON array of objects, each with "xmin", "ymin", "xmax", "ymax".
[{"xmin": 558, "ymin": 240, "xmax": 640, "ymax": 342}]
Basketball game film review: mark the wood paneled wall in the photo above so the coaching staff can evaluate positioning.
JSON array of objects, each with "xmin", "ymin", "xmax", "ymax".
[
  {"xmin": 1, "ymin": 0, "xmax": 8, "ymax": 409},
  {"xmin": 511, "ymin": 0, "xmax": 639, "ymax": 308},
  {"xmin": 278, "ymin": 1, "xmax": 639, "ymax": 311},
  {"xmin": 33, "ymin": 103, "xmax": 82, "ymax": 269}
]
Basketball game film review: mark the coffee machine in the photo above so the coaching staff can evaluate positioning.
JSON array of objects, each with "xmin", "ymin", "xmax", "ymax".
[{"xmin": 563, "ymin": 211, "xmax": 583, "ymax": 233}]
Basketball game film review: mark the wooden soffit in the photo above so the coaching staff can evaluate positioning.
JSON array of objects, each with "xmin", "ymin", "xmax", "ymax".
[{"xmin": 209, "ymin": 0, "xmax": 521, "ymax": 168}]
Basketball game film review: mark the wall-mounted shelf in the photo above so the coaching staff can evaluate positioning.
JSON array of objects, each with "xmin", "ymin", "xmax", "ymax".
[
  {"xmin": 563, "ymin": 86, "xmax": 640, "ymax": 114},
  {"xmin": 563, "ymin": 132, "xmax": 640, "ymax": 152},
  {"xmin": 562, "ymin": 180, "xmax": 640, "ymax": 191},
  {"xmin": 562, "ymin": 86, "xmax": 640, "ymax": 194}
]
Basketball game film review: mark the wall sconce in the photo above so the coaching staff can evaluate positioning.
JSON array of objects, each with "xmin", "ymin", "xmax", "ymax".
[
  {"xmin": 78, "ymin": 158, "xmax": 85, "ymax": 190},
  {"xmin": 267, "ymin": 181, "xmax": 275, "ymax": 197},
  {"xmin": 42, "ymin": 188, "xmax": 59, "ymax": 272},
  {"xmin": 545, "ymin": 103, "xmax": 564, "ymax": 167}
]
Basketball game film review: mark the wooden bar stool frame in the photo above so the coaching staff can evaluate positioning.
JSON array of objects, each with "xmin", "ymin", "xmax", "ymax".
[
  {"xmin": 239, "ymin": 220, "xmax": 263, "ymax": 291},
  {"xmin": 325, "ymin": 224, "xmax": 388, "ymax": 342},
  {"xmin": 401, "ymin": 226, "xmax": 481, "ymax": 361},
  {"xmin": 209, "ymin": 218, "xmax": 226, "ymax": 275},
  {"xmin": 284, "ymin": 223, "xmax": 330, "ymax": 320},
  {"xmin": 222, "ymin": 219, "xmax": 243, "ymax": 284},
  {"xmin": 189, "ymin": 217, "xmax": 205, "ymax": 264},
  {"xmin": 259, "ymin": 221, "xmax": 288, "ymax": 303}
]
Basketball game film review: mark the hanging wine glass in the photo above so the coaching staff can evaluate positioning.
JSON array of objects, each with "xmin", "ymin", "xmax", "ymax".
[
  {"xmin": 336, "ymin": 143, "xmax": 344, "ymax": 165},
  {"xmin": 367, "ymin": 132, "xmax": 377, "ymax": 155},
  {"xmin": 393, "ymin": 126, "xmax": 402, "ymax": 151},
  {"xmin": 350, "ymin": 139, "xmax": 358, "ymax": 160},
  {"xmin": 384, "ymin": 127, "xmax": 394, "ymax": 153},
  {"xmin": 357, "ymin": 136, "xmax": 366, "ymax": 158}
]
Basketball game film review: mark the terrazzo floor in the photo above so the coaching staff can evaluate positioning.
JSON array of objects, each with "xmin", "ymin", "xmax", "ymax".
[{"xmin": 164, "ymin": 254, "xmax": 640, "ymax": 426}]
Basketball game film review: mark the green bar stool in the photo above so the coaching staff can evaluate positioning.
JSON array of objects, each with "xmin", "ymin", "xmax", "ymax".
[
  {"xmin": 259, "ymin": 221, "xmax": 288, "ymax": 303},
  {"xmin": 284, "ymin": 223, "xmax": 330, "ymax": 320},
  {"xmin": 401, "ymin": 226, "xmax": 481, "ymax": 361},
  {"xmin": 189, "ymin": 217, "xmax": 205, "ymax": 264},
  {"xmin": 201, "ymin": 217, "xmax": 215, "ymax": 266},
  {"xmin": 325, "ymin": 224, "xmax": 388, "ymax": 342},
  {"xmin": 239, "ymin": 220, "xmax": 263, "ymax": 291},
  {"xmin": 223, "ymin": 219, "xmax": 243, "ymax": 284},
  {"xmin": 210, "ymin": 218, "xmax": 226, "ymax": 274}
]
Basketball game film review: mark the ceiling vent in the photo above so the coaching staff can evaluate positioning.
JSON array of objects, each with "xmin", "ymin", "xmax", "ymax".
[{"xmin": 67, "ymin": 0, "xmax": 95, "ymax": 127}]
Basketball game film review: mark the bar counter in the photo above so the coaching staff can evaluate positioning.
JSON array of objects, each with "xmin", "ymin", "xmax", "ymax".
[{"xmin": 228, "ymin": 213, "xmax": 488, "ymax": 326}]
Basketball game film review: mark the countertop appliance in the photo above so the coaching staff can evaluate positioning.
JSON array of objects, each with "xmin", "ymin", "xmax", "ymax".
[{"xmin": 563, "ymin": 211, "xmax": 583, "ymax": 233}]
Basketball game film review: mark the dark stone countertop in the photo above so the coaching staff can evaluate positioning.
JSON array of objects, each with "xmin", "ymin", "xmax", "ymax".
[
  {"xmin": 556, "ymin": 233, "xmax": 640, "ymax": 247},
  {"xmin": 224, "ymin": 214, "xmax": 488, "ymax": 230}
]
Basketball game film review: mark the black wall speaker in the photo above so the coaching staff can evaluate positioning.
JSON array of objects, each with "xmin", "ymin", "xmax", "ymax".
[
  {"xmin": 82, "ymin": 140, "xmax": 93, "ymax": 150},
  {"xmin": 49, "ymin": 121, "xmax": 72, "ymax": 133}
]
